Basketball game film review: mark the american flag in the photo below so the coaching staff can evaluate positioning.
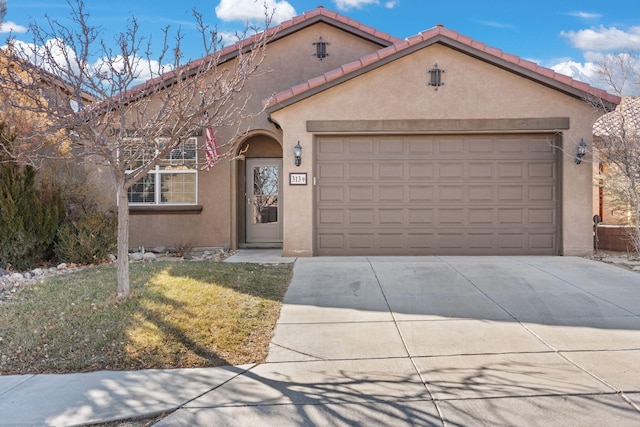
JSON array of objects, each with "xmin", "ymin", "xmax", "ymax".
[
  {"xmin": 205, "ymin": 127, "xmax": 219, "ymax": 170},
  {"xmin": 203, "ymin": 110, "xmax": 219, "ymax": 170}
]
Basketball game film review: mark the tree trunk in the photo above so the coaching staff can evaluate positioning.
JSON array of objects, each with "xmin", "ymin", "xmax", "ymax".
[{"xmin": 116, "ymin": 181, "xmax": 131, "ymax": 299}]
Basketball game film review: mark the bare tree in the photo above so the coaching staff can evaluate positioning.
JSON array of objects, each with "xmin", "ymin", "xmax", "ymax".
[
  {"xmin": 591, "ymin": 52, "xmax": 640, "ymax": 252},
  {"xmin": 0, "ymin": 0, "xmax": 270, "ymax": 298}
]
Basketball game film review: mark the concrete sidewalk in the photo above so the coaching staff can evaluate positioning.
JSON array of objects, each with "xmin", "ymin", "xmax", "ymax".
[{"xmin": 2, "ymin": 254, "xmax": 640, "ymax": 426}]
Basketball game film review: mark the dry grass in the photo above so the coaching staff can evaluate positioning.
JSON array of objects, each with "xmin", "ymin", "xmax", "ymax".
[{"xmin": 0, "ymin": 261, "xmax": 292, "ymax": 374}]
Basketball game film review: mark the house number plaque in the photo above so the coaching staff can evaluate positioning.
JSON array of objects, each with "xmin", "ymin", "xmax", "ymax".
[{"xmin": 289, "ymin": 173, "xmax": 307, "ymax": 185}]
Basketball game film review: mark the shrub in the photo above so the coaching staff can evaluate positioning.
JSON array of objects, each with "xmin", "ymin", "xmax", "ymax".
[
  {"xmin": 55, "ymin": 212, "xmax": 117, "ymax": 265},
  {"xmin": 0, "ymin": 163, "xmax": 65, "ymax": 270}
]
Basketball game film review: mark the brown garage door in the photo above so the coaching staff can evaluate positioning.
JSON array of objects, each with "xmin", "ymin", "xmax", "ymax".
[{"xmin": 315, "ymin": 134, "xmax": 558, "ymax": 255}]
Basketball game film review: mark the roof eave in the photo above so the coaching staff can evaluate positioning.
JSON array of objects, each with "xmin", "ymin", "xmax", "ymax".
[{"xmin": 266, "ymin": 32, "xmax": 621, "ymax": 114}]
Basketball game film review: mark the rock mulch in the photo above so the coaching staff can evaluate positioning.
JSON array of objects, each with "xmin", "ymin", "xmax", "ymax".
[
  {"xmin": 589, "ymin": 250, "xmax": 640, "ymax": 272},
  {"xmin": 0, "ymin": 263, "xmax": 85, "ymax": 302},
  {"xmin": 0, "ymin": 248, "xmax": 233, "ymax": 303}
]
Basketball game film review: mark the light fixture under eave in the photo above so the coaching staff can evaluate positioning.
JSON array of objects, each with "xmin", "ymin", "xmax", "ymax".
[
  {"xmin": 575, "ymin": 138, "xmax": 587, "ymax": 164},
  {"xmin": 294, "ymin": 141, "xmax": 302, "ymax": 166}
]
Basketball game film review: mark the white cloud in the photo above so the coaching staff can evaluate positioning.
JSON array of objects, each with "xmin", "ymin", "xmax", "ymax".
[
  {"xmin": 561, "ymin": 26, "xmax": 640, "ymax": 51},
  {"xmin": 384, "ymin": 1, "xmax": 399, "ymax": 8},
  {"xmin": 7, "ymin": 38, "xmax": 172, "ymax": 87},
  {"xmin": 567, "ymin": 11, "xmax": 602, "ymax": 19},
  {"xmin": 478, "ymin": 20, "xmax": 515, "ymax": 30},
  {"xmin": 215, "ymin": 0, "xmax": 296, "ymax": 25},
  {"xmin": 551, "ymin": 53, "xmax": 640, "ymax": 96},
  {"xmin": 0, "ymin": 21, "xmax": 28, "ymax": 34},
  {"xmin": 9, "ymin": 38, "xmax": 81, "ymax": 75},
  {"xmin": 551, "ymin": 60, "xmax": 600, "ymax": 84},
  {"xmin": 334, "ymin": 0, "xmax": 379, "ymax": 11},
  {"xmin": 94, "ymin": 55, "xmax": 173, "ymax": 85}
]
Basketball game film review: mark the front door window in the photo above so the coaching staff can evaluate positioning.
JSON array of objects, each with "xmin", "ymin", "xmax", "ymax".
[
  {"xmin": 251, "ymin": 165, "xmax": 279, "ymax": 224},
  {"xmin": 245, "ymin": 158, "xmax": 282, "ymax": 244}
]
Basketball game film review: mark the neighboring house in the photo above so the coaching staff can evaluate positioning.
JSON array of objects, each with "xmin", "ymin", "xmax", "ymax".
[
  {"xmin": 125, "ymin": 6, "xmax": 619, "ymax": 257},
  {"xmin": 593, "ymin": 96, "xmax": 640, "ymax": 225},
  {"xmin": 0, "ymin": 52, "xmax": 95, "ymax": 158}
]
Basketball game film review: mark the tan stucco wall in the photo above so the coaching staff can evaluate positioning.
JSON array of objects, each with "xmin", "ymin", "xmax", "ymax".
[
  {"xmin": 127, "ymin": 22, "xmax": 389, "ymax": 249},
  {"xmin": 271, "ymin": 43, "xmax": 604, "ymax": 256}
]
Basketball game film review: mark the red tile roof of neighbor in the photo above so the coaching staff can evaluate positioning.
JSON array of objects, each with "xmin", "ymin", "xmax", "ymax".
[{"xmin": 265, "ymin": 19, "xmax": 621, "ymax": 110}]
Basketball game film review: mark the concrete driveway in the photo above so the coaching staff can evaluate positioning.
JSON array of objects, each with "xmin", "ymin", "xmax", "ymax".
[{"xmin": 157, "ymin": 255, "xmax": 640, "ymax": 426}]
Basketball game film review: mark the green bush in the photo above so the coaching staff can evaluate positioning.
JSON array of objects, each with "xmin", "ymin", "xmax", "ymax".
[
  {"xmin": 0, "ymin": 163, "xmax": 65, "ymax": 270},
  {"xmin": 54, "ymin": 212, "xmax": 117, "ymax": 265}
]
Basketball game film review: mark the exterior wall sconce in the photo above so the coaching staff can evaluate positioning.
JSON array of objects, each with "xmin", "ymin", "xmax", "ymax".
[
  {"xmin": 428, "ymin": 63, "xmax": 445, "ymax": 91},
  {"xmin": 294, "ymin": 141, "xmax": 302, "ymax": 166},
  {"xmin": 575, "ymin": 138, "xmax": 587, "ymax": 164}
]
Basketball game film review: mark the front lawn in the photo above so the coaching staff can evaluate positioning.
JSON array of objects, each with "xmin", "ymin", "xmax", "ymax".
[{"xmin": 0, "ymin": 261, "xmax": 292, "ymax": 374}]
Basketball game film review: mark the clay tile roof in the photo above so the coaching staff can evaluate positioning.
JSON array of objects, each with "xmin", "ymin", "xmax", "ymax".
[
  {"xmin": 266, "ymin": 23, "xmax": 620, "ymax": 110},
  {"xmin": 120, "ymin": 6, "xmax": 400, "ymax": 102}
]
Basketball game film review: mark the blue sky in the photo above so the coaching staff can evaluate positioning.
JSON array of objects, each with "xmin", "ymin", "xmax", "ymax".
[{"xmin": 3, "ymin": 0, "xmax": 640, "ymax": 93}]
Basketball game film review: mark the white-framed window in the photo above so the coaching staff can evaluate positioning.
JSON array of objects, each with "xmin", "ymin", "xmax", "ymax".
[{"xmin": 126, "ymin": 137, "xmax": 198, "ymax": 205}]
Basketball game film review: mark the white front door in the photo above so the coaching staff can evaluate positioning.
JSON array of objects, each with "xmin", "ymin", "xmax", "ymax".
[{"xmin": 246, "ymin": 158, "xmax": 283, "ymax": 244}]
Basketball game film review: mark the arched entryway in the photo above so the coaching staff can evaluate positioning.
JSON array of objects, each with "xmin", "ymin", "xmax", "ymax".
[{"xmin": 236, "ymin": 133, "xmax": 283, "ymax": 248}]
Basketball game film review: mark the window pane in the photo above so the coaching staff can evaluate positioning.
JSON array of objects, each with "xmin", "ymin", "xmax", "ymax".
[
  {"xmin": 252, "ymin": 166, "xmax": 278, "ymax": 224},
  {"xmin": 161, "ymin": 173, "xmax": 196, "ymax": 203},
  {"xmin": 160, "ymin": 139, "xmax": 197, "ymax": 169},
  {"xmin": 128, "ymin": 174, "xmax": 156, "ymax": 203}
]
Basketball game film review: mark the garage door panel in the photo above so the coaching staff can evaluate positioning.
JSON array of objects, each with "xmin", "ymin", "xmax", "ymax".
[
  {"xmin": 468, "ymin": 185, "xmax": 494, "ymax": 201},
  {"xmin": 379, "ymin": 185, "xmax": 404, "ymax": 202},
  {"xmin": 409, "ymin": 163, "xmax": 434, "ymax": 179},
  {"xmin": 469, "ymin": 234, "xmax": 495, "ymax": 249},
  {"xmin": 439, "ymin": 163, "xmax": 465, "ymax": 179},
  {"xmin": 379, "ymin": 163, "xmax": 404, "ymax": 179},
  {"xmin": 408, "ymin": 138, "xmax": 434, "ymax": 155},
  {"xmin": 498, "ymin": 186, "xmax": 524, "ymax": 202},
  {"xmin": 529, "ymin": 185, "xmax": 554, "ymax": 202},
  {"xmin": 348, "ymin": 139, "xmax": 373, "ymax": 154},
  {"xmin": 348, "ymin": 186, "xmax": 374, "ymax": 202},
  {"xmin": 348, "ymin": 163, "xmax": 374, "ymax": 179},
  {"xmin": 318, "ymin": 209, "xmax": 344, "ymax": 225},
  {"xmin": 529, "ymin": 162, "xmax": 555, "ymax": 176},
  {"xmin": 468, "ymin": 208, "xmax": 494, "ymax": 225},
  {"xmin": 529, "ymin": 208, "xmax": 556, "ymax": 224},
  {"xmin": 438, "ymin": 186, "xmax": 465, "ymax": 202},
  {"xmin": 408, "ymin": 208, "xmax": 434, "ymax": 224},
  {"xmin": 317, "ymin": 230, "xmax": 557, "ymax": 255},
  {"xmin": 317, "ymin": 138, "xmax": 344, "ymax": 155},
  {"xmin": 379, "ymin": 209, "xmax": 403, "ymax": 224},
  {"xmin": 379, "ymin": 139, "xmax": 404, "ymax": 154},
  {"xmin": 379, "ymin": 233, "xmax": 404, "ymax": 249},
  {"xmin": 318, "ymin": 186, "xmax": 344, "ymax": 202},
  {"xmin": 317, "ymin": 163, "xmax": 344, "ymax": 179},
  {"xmin": 469, "ymin": 139, "xmax": 495, "ymax": 153},
  {"xmin": 530, "ymin": 233, "xmax": 556, "ymax": 250},
  {"xmin": 316, "ymin": 134, "xmax": 557, "ymax": 255},
  {"xmin": 408, "ymin": 186, "xmax": 435, "ymax": 202},
  {"xmin": 498, "ymin": 163, "xmax": 525, "ymax": 179},
  {"xmin": 468, "ymin": 163, "xmax": 495, "ymax": 179},
  {"xmin": 498, "ymin": 208, "xmax": 524, "ymax": 224},
  {"xmin": 440, "ymin": 139, "xmax": 464, "ymax": 153}
]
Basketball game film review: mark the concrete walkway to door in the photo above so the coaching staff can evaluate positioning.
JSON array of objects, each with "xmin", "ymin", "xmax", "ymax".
[{"xmin": 158, "ymin": 255, "xmax": 640, "ymax": 426}]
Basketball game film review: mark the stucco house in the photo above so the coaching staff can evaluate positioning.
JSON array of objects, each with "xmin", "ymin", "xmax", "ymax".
[
  {"xmin": 126, "ymin": 6, "xmax": 619, "ymax": 257},
  {"xmin": 591, "ymin": 97, "xmax": 640, "ymax": 252},
  {"xmin": 593, "ymin": 96, "xmax": 640, "ymax": 225}
]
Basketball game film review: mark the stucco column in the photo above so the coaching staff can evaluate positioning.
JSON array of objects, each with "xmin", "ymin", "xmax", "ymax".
[{"xmin": 281, "ymin": 121, "xmax": 315, "ymax": 257}]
